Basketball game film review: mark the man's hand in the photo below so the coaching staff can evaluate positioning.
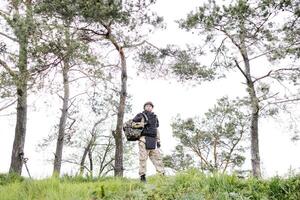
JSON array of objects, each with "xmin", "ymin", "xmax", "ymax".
[{"xmin": 157, "ymin": 141, "xmax": 161, "ymax": 148}]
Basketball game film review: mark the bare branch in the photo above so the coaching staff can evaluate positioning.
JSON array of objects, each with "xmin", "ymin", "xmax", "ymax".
[
  {"xmin": 253, "ymin": 70, "xmax": 273, "ymax": 83},
  {"xmin": 234, "ymin": 59, "xmax": 250, "ymax": 83},
  {"xmin": 144, "ymin": 41, "xmax": 163, "ymax": 52},
  {"xmin": 0, "ymin": 59, "xmax": 16, "ymax": 77},
  {"xmin": 62, "ymin": 159, "xmax": 92, "ymax": 173},
  {"xmin": 69, "ymin": 92, "xmax": 87, "ymax": 100},
  {"xmin": 0, "ymin": 31, "xmax": 18, "ymax": 42},
  {"xmin": 78, "ymin": 27, "xmax": 107, "ymax": 37},
  {"xmin": 248, "ymin": 42, "xmax": 300, "ymax": 63},
  {"xmin": 68, "ymin": 69, "xmax": 96, "ymax": 83},
  {"xmin": 67, "ymin": 117, "xmax": 76, "ymax": 131},
  {"xmin": 0, "ymin": 9, "xmax": 11, "ymax": 23},
  {"xmin": 210, "ymin": 37, "xmax": 227, "ymax": 68},
  {"xmin": 274, "ymin": 67, "xmax": 300, "ymax": 73},
  {"xmin": 254, "ymin": 67, "xmax": 300, "ymax": 83},
  {"xmin": 270, "ymin": 97, "xmax": 300, "ymax": 105},
  {"xmin": 29, "ymin": 56, "xmax": 65, "ymax": 75},
  {"xmin": 259, "ymin": 92, "xmax": 279, "ymax": 103},
  {"xmin": 57, "ymin": 93, "xmax": 64, "ymax": 100},
  {"xmin": 69, "ymin": 76, "xmax": 90, "ymax": 83},
  {"xmin": 123, "ymin": 40, "xmax": 146, "ymax": 49},
  {"xmin": 0, "ymin": 99, "xmax": 17, "ymax": 112},
  {"xmin": 0, "ymin": 111, "xmax": 16, "ymax": 117}
]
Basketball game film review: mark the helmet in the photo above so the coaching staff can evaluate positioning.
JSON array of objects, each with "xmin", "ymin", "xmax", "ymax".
[{"xmin": 143, "ymin": 101, "xmax": 154, "ymax": 109}]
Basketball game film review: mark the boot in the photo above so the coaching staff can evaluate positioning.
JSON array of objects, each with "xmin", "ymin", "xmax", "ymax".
[{"xmin": 140, "ymin": 174, "xmax": 146, "ymax": 183}]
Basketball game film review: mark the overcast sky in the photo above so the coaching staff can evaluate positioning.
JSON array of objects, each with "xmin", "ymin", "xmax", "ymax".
[{"xmin": 1, "ymin": 0, "xmax": 300, "ymax": 179}]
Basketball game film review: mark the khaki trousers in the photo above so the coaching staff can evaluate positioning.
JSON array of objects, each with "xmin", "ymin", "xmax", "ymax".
[{"xmin": 138, "ymin": 136, "xmax": 165, "ymax": 176}]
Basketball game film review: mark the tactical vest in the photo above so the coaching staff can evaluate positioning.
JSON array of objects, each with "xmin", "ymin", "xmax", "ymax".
[{"xmin": 141, "ymin": 111, "xmax": 158, "ymax": 138}]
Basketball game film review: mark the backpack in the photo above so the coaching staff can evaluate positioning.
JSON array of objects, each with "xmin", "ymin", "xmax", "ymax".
[{"xmin": 123, "ymin": 113, "xmax": 148, "ymax": 141}]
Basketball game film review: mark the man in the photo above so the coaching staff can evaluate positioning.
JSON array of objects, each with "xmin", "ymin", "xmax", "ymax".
[{"xmin": 133, "ymin": 101, "xmax": 165, "ymax": 182}]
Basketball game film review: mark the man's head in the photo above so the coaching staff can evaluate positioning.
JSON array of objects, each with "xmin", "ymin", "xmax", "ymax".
[{"xmin": 143, "ymin": 101, "xmax": 154, "ymax": 112}]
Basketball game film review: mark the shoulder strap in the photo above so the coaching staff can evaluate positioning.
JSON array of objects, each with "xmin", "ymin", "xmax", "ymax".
[{"xmin": 141, "ymin": 112, "xmax": 148, "ymax": 124}]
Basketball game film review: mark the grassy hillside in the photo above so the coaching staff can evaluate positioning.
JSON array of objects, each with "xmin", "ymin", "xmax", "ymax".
[{"xmin": 0, "ymin": 169, "xmax": 300, "ymax": 200}]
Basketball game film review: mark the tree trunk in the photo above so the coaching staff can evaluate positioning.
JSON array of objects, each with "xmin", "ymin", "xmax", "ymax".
[
  {"xmin": 245, "ymin": 63, "xmax": 261, "ymax": 178},
  {"xmin": 213, "ymin": 135, "xmax": 218, "ymax": 171},
  {"xmin": 53, "ymin": 60, "xmax": 70, "ymax": 176},
  {"xmin": 79, "ymin": 143, "xmax": 91, "ymax": 175},
  {"xmin": 53, "ymin": 26, "xmax": 70, "ymax": 175},
  {"xmin": 250, "ymin": 98, "xmax": 261, "ymax": 177},
  {"xmin": 239, "ymin": 20, "xmax": 262, "ymax": 178},
  {"xmin": 9, "ymin": 84, "xmax": 28, "ymax": 174},
  {"xmin": 88, "ymin": 149, "xmax": 93, "ymax": 176},
  {"xmin": 9, "ymin": 3, "xmax": 31, "ymax": 175},
  {"xmin": 113, "ymin": 46, "xmax": 127, "ymax": 177}
]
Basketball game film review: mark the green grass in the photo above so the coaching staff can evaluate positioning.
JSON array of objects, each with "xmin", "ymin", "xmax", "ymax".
[{"xmin": 0, "ymin": 169, "xmax": 299, "ymax": 200}]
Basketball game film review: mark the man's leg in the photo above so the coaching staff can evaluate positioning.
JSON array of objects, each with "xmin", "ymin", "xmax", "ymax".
[
  {"xmin": 139, "ymin": 136, "xmax": 148, "ymax": 178},
  {"xmin": 149, "ymin": 148, "xmax": 165, "ymax": 175}
]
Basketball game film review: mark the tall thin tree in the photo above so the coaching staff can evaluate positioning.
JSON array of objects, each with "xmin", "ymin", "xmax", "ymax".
[{"xmin": 0, "ymin": 0, "xmax": 34, "ymax": 175}]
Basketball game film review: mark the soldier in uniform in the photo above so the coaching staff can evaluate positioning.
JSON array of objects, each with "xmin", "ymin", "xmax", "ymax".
[{"xmin": 133, "ymin": 101, "xmax": 165, "ymax": 182}]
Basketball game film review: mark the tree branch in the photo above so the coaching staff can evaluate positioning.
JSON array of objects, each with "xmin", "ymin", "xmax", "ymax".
[
  {"xmin": 234, "ymin": 59, "xmax": 250, "ymax": 83},
  {"xmin": 248, "ymin": 42, "xmax": 300, "ymax": 63},
  {"xmin": 0, "ymin": 31, "xmax": 18, "ymax": 42},
  {"xmin": 78, "ymin": 27, "xmax": 107, "ymax": 37},
  {"xmin": 253, "ymin": 70, "xmax": 273, "ymax": 83},
  {"xmin": 29, "ymin": 56, "xmax": 64, "ymax": 75},
  {"xmin": 222, "ymin": 130, "xmax": 244, "ymax": 173},
  {"xmin": 254, "ymin": 67, "xmax": 300, "ymax": 83},
  {"xmin": 62, "ymin": 159, "xmax": 92, "ymax": 173},
  {"xmin": 123, "ymin": 40, "xmax": 146, "ymax": 49},
  {"xmin": 0, "ymin": 99, "xmax": 17, "ymax": 112},
  {"xmin": 259, "ymin": 92, "xmax": 279, "ymax": 103},
  {"xmin": 269, "ymin": 97, "xmax": 300, "ymax": 105},
  {"xmin": 0, "ymin": 9, "xmax": 11, "ymax": 23},
  {"xmin": 210, "ymin": 37, "xmax": 227, "ymax": 68},
  {"xmin": 218, "ymin": 28, "xmax": 243, "ymax": 53},
  {"xmin": 0, "ymin": 59, "xmax": 16, "ymax": 77}
]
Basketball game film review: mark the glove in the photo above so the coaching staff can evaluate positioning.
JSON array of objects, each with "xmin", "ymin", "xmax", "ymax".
[{"xmin": 157, "ymin": 141, "xmax": 161, "ymax": 148}]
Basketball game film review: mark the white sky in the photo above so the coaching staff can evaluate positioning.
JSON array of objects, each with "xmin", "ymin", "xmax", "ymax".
[{"xmin": 1, "ymin": 0, "xmax": 300, "ymax": 179}]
